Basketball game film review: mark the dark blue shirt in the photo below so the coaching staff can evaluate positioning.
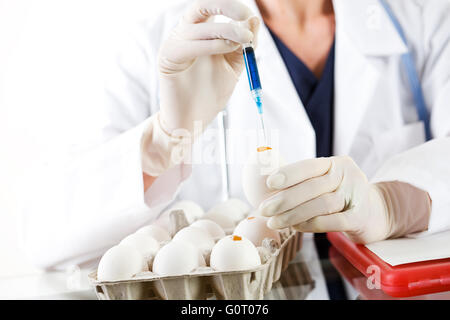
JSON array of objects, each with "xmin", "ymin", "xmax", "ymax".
[{"xmin": 269, "ymin": 30, "xmax": 335, "ymax": 157}]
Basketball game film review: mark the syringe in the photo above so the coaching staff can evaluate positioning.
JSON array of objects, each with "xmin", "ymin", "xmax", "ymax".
[{"xmin": 242, "ymin": 43, "xmax": 268, "ymax": 147}]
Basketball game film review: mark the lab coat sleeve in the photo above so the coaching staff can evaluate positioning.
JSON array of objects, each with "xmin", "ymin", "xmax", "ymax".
[
  {"xmin": 371, "ymin": 138, "xmax": 450, "ymax": 236},
  {"xmin": 19, "ymin": 15, "xmax": 189, "ymax": 270},
  {"xmin": 371, "ymin": 2, "xmax": 450, "ymax": 236}
]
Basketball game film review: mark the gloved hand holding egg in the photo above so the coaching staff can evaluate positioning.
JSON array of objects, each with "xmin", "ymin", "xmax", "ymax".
[{"xmin": 257, "ymin": 155, "xmax": 430, "ymax": 244}]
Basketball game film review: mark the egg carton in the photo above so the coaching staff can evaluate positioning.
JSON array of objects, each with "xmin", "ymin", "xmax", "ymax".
[{"xmin": 88, "ymin": 229, "xmax": 303, "ymax": 300}]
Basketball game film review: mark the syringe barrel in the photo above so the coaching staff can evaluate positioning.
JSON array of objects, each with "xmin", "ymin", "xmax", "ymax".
[
  {"xmin": 243, "ymin": 45, "xmax": 262, "ymax": 91},
  {"xmin": 251, "ymin": 89, "xmax": 263, "ymax": 114}
]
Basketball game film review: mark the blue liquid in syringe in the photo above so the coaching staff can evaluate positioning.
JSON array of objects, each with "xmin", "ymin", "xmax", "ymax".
[
  {"xmin": 243, "ymin": 45, "xmax": 267, "ymax": 144},
  {"xmin": 243, "ymin": 46, "xmax": 261, "ymax": 93}
]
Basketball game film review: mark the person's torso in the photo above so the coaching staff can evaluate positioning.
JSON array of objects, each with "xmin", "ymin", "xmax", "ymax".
[{"xmin": 145, "ymin": 0, "xmax": 431, "ymax": 209}]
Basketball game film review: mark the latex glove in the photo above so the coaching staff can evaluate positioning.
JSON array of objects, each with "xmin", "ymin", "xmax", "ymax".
[
  {"xmin": 158, "ymin": 0, "xmax": 260, "ymax": 135},
  {"xmin": 259, "ymin": 156, "xmax": 430, "ymax": 244},
  {"xmin": 141, "ymin": 0, "xmax": 259, "ymax": 176}
]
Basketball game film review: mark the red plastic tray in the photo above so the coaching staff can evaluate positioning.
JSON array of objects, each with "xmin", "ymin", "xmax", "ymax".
[{"xmin": 327, "ymin": 232, "xmax": 450, "ymax": 297}]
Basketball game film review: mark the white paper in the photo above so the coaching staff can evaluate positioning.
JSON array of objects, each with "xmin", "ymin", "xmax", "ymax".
[{"xmin": 365, "ymin": 230, "xmax": 450, "ymax": 266}]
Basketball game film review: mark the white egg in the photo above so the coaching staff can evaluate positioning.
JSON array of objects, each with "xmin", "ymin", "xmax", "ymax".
[
  {"xmin": 203, "ymin": 211, "xmax": 236, "ymax": 230},
  {"xmin": 207, "ymin": 199, "xmax": 249, "ymax": 223},
  {"xmin": 152, "ymin": 241, "xmax": 205, "ymax": 276},
  {"xmin": 97, "ymin": 244, "xmax": 147, "ymax": 281},
  {"xmin": 136, "ymin": 224, "xmax": 171, "ymax": 243},
  {"xmin": 210, "ymin": 235, "xmax": 261, "ymax": 271},
  {"xmin": 172, "ymin": 226, "xmax": 215, "ymax": 254},
  {"xmin": 191, "ymin": 219, "xmax": 226, "ymax": 240},
  {"xmin": 120, "ymin": 233, "xmax": 160, "ymax": 259},
  {"xmin": 233, "ymin": 216, "xmax": 281, "ymax": 246},
  {"xmin": 242, "ymin": 148, "xmax": 284, "ymax": 208},
  {"xmin": 163, "ymin": 200, "xmax": 204, "ymax": 224}
]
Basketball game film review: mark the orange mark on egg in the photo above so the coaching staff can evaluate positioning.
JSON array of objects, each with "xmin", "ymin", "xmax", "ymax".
[
  {"xmin": 247, "ymin": 217, "xmax": 255, "ymax": 220},
  {"xmin": 257, "ymin": 146, "xmax": 272, "ymax": 152},
  {"xmin": 233, "ymin": 235, "xmax": 242, "ymax": 241}
]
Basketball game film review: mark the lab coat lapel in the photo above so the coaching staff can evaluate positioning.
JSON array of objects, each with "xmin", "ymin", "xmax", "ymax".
[
  {"xmin": 332, "ymin": 0, "xmax": 408, "ymax": 155},
  {"xmin": 333, "ymin": 30, "xmax": 380, "ymax": 155}
]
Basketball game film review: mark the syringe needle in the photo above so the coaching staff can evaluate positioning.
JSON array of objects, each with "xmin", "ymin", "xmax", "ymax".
[{"xmin": 259, "ymin": 113, "xmax": 267, "ymax": 145}]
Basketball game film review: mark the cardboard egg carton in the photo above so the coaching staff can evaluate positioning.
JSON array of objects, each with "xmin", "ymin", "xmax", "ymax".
[{"xmin": 88, "ymin": 210, "xmax": 303, "ymax": 300}]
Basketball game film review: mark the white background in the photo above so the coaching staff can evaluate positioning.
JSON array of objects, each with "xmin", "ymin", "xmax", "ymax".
[{"xmin": 0, "ymin": 0, "xmax": 179, "ymax": 278}]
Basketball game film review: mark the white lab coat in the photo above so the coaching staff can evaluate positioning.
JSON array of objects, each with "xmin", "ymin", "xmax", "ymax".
[{"xmin": 21, "ymin": 0, "xmax": 450, "ymax": 269}]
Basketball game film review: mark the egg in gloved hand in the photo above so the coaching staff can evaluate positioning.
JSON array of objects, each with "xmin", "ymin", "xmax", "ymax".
[
  {"xmin": 210, "ymin": 235, "xmax": 261, "ymax": 271},
  {"xmin": 97, "ymin": 244, "xmax": 147, "ymax": 281},
  {"xmin": 242, "ymin": 148, "xmax": 284, "ymax": 208},
  {"xmin": 152, "ymin": 241, "xmax": 205, "ymax": 276},
  {"xmin": 233, "ymin": 216, "xmax": 281, "ymax": 246}
]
